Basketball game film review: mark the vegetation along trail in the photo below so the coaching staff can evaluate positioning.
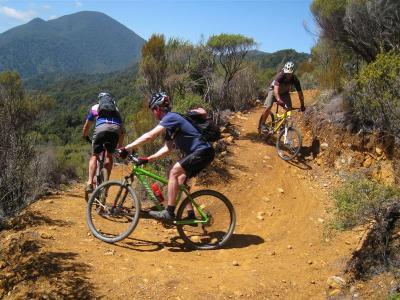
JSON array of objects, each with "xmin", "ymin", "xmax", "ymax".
[{"xmin": 0, "ymin": 93, "xmax": 359, "ymax": 299}]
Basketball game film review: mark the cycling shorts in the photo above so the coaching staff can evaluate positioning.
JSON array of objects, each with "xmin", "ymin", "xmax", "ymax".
[
  {"xmin": 92, "ymin": 124, "xmax": 121, "ymax": 154},
  {"xmin": 179, "ymin": 147, "xmax": 215, "ymax": 178},
  {"xmin": 264, "ymin": 90, "xmax": 292, "ymax": 109}
]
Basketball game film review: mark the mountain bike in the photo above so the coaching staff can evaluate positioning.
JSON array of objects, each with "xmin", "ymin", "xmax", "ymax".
[
  {"xmin": 258, "ymin": 105, "xmax": 302, "ymax": 161},
  {"xmin": 86, "ymin": 154, "xmax": 236, "ymax": 250},
  {"xmin": 84, "ymin": 137, "xmax": 109, "ymax": 202}
]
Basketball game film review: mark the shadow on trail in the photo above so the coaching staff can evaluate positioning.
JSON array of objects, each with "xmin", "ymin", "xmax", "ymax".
[
  {"xmin": 197, "ymin": 160, "xmax": 246, "ymax": 185},
  {"xmin": 114, "ymin": 233, "xmax": 264, "ymax": 253},
  {"xmin": 241, "ymin": 131, "xmax": 316, "ymax": 171},
  {"xmin": 288, "ymin": 137, "xmax": 320, "ymax": 170},
  {"xmin": 0, "ymin": 211, "xmax": 71, "ymax": 232},
  {"xmin": 0, "ymin": 236, "xmax": 97, "ymax": 299}
]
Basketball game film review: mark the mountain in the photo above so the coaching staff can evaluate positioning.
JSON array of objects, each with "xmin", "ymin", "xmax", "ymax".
[
  {"xmin": 248, "ymin": 49, "xmax": 310, "ymax": 70},
  {"xmin": 0, "ymin": 11, "xmax": 146, "ymax": 78}
]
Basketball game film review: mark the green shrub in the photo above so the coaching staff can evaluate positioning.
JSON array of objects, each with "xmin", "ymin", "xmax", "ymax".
[
  {"xmin": 332, "ymin": 177, "xmax": 400, "ymax": 229},
  {"xmin": 388, "ymin": 293, "xmax": 400, "ymax": 300},
  {"xmin": 172, "ymin": 93, "xmax": 210, "ymax": 113},
  {"xmin": 350, "ymin": 51, "xmax": 400, "ymax": 137}
]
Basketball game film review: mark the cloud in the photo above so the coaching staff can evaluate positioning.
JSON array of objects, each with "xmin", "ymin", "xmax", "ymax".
[
  {"xmin": 42, "ymin": 5, "xmax": 51, "ymax": 10},
  {"xmin": 0, "ymin": 6, "xmax": 37, "ymax": 22},
  {"xmin": 75, "ymin": 0, "xmax": 83, "ymax": 8}
]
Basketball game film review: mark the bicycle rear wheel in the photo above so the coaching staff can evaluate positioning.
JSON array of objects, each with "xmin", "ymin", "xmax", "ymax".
[
  {"xmin": 258, "ymin": 111, "xmax": 275, "ymax": 135},
  {"xmin": 87, "ymin": 180, "xmax": 141, "ymax": 243},
  {"xmin": 276, "ymin": 126, "xmax": 302, "ymax": 161},
  {"xmin": 176, "ymin": 190, "xmax": 236, "ymax": 250}
]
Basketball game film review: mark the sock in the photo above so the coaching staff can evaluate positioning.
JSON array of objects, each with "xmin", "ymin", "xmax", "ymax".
[
  {"xmin": 187, "ymin": 210, "xmax": 195, "ymax": 219},
  {"xmin": 167, "ymin": 205, "xmax": 175, "ymax": 216}
]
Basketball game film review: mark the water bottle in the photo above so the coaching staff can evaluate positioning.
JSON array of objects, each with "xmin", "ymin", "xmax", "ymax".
[{"xmin": 151, "ymin": 183, "xmax": 164, "ymax": 203}]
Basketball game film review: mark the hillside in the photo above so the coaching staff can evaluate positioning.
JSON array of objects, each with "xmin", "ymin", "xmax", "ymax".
[
  {"xmin": 0, "ymin": 11, "xmax": 146, "ymax": 78},
  {"xmin": 248, "ymin": 49, "xmax": 310, "ymax": 70}
]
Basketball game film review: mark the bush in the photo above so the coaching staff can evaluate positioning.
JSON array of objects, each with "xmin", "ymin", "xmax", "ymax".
[
  {"xmin": 0, "ymin": 72, "xmax": 51, "ymax": 220},
  {"xmin": 332, "ymin": 177, "xmax": 400, "ymax": 230},
  {"xmin": 172, "ymin": 93, "xmax": 210, "ymax": 114},
  {"xmin": 350, "ymin": 51, "xmax": 400, "ymax": 137}
]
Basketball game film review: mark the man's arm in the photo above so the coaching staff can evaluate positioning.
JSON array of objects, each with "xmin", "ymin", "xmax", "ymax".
[
  {"xmin": 82, "ymin": 120, "xmax": 93, "ymax": 138},
  {"xmin": 125, "ymin": 125, "xmax": 166, "ymax": 151},
  {"xmin": 273, "ymin": 85, "xmax": 285, "ymax": 107},
  {"xmin": 147, "ymin": 140, "xmax": 174, "ymax": 162}
]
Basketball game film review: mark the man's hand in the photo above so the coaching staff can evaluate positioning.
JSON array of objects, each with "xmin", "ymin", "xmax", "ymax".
[
  {"xmin": 277, "ymin": 100, "xmax": 286, "ymax": 108},
  {"xmin": 117, "ymin": 147, "xmax": 129, "ymax": 159},
  {"xmin": 137, "ymin": 157, "xmax": 149, "ymax": 166}
]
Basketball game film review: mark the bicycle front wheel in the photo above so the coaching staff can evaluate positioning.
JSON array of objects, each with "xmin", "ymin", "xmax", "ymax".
[
  {"xmin": 176, "ymin": 190, "xmax": 236, "ymax": 250},
  {"xmin": 86, "ymin": 180, "xmax": 141, "ymax": 243},
  {"xmin": 276, "ymin": 126, "xmax": 302, "ymax": 161}
]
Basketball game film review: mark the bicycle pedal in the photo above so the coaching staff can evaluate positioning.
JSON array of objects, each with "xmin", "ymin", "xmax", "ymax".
[{"xmin": 161, "ymin": 221, "xmax": 175, "ymax": 229}]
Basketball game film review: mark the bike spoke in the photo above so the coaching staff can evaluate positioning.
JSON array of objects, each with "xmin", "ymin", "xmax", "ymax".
[
  {"xmin": 176, "ymin": 190, "xmax": 235, "ymax": 250},
  {"xmin": 87, "ymin": 182, "xmax": 140, "ymax": 242}
]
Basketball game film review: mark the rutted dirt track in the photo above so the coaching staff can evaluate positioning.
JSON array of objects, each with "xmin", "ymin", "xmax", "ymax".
[{"xmin": 1, "ymin": 94, "xmax": 362, "ymax": 299}]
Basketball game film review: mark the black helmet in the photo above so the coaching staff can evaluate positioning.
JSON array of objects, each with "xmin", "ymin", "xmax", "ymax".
[
  {"xmin": 149, "ymin": 92, "xmax": 171, "ymax": 109},
  {"xmin": 98, "ymin": 92, "xmax": 112, "ymax": 101}
]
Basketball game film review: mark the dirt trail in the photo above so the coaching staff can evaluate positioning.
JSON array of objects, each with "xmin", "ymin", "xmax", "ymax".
[{"xmin": 1, "ymin": 96, "xmax": 361, "ymax": 299}]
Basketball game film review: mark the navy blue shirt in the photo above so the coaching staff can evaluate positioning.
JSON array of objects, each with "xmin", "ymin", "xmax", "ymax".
[{"xmin": 159, "ymin": 112, "xmax": 211, "ymax": 155}]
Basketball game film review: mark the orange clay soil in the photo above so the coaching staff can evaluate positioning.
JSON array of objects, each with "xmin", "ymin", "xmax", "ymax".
[{"xmin": 1, "ymin": 92, "xmax": 363, "ymax": 299}]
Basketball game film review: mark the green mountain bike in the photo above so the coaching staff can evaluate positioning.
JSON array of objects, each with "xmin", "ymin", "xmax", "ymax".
[
  {"xmin": 258, "ymin": 105, "xmax": 302, "ymax": 161},
  {"xmin": 86, "ymin": 154, "xmax": 236, "ymax": 250}
]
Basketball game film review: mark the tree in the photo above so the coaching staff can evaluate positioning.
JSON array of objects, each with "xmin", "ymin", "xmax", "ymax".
[
  {"xmin": 311, "ymin": 0, "xmax": 400, "ymax": 63},
  {"xmin": 165, "ymin": 38, "xmax": 195, "ymax": 98},
  {"xmin": 140, "ymin": 34, "xmax": 167, "ymax": 93},
  {"xmin": 207, "ymin": 34, "xmax": 256, "ymax": 109}
]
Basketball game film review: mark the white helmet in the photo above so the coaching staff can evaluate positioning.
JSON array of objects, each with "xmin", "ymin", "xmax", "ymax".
[{"xmin": 283, "ymin": 61, "xmax": 295, "ymax": 73}]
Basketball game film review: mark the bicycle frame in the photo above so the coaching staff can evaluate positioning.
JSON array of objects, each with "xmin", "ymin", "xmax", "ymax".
[
  {"xmin": 272, "ymin": 110, "xmax": 292, "ymax": 134},
  {"xmin": 122, "ymin": 164, "xmax": 210, "ymax": 226}
]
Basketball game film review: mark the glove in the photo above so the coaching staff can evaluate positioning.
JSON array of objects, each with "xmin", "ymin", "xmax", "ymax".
[
  {"xmin": 137, "ymin": 157, "xmax": 149, "ymax": 166},
  {"xmin": 117, "ymin": 147, "xmax": 129, "ymax": 159},
  {"xmin": 300, "ymin": 105, "xmax": 306, "ymax": 112}
]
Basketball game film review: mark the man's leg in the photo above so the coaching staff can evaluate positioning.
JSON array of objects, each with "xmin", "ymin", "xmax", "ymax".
[
  {"xmin": 167, "ymin": 162, "xmax": 186, "ymax": 207},
  {"xmin": 104, "ymin": 152, "xmax": 113, "ymax": 180},
  {"xmin": 87, "ymin": 154, "xmax": 98, "ymax": 191},
  {"xmin": 149, "ymin": 162, "xmax": 185, "ymax": 221},
  {"xmin": 260, "ymin": 107, "xmax": 272, "ymax": 126},
  {"xmin": 260, "ymin": 90, "xmax": 275, "ymax": 130}
]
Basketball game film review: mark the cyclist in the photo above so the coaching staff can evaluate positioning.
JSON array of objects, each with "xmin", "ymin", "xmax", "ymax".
[
  {"xmin": 118, "ymin": 92, "xmax": 215, "ymax": 221},
  {"xmin": 259, "ymin": 61, "xmax": 305, "ymax": 132},
  {"xmin": 82, "ymin": 92, "xmax": 125, "ymax": 193}
]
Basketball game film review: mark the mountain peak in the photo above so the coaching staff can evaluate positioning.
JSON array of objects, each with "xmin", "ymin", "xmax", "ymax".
[
  {"xmin": 0, "ymin": 11, "xmax": 146, "ymax": 78},
  {"xmin": 28, "ymin": 18, "xmax": 45, "ymax": 24}
]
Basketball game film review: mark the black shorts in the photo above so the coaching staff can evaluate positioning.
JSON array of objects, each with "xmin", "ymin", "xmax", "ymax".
[
  {"xmin": 179, "ymin": 147, "xmax": 215, "ymax": 178},
  {"xmin": 92, "ymin": 125, "xmax": 120, "ymax": 154}
]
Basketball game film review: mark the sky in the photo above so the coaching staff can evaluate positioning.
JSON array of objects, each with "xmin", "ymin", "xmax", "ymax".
[{"xmin": 0, "ymin": 0, "xmax": 318, "ymax": 53}]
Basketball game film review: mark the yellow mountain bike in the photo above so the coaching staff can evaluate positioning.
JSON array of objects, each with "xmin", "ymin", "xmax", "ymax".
[{"xmin": 258, "ymin": 105, "xmax": 302, "ymax": 161}]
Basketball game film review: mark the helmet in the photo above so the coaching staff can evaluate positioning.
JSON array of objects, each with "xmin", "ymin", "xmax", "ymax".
[
  {"xmin": 149, "ymin": 92, "xmax": 171, "ymax": 109},
  {"xmin": 283, "ymin": 61, "xmax": 295, "ymax": 73},
  {"xmin": 98, "ymin": 92, "xmax": 111, "ymax": 101}
]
